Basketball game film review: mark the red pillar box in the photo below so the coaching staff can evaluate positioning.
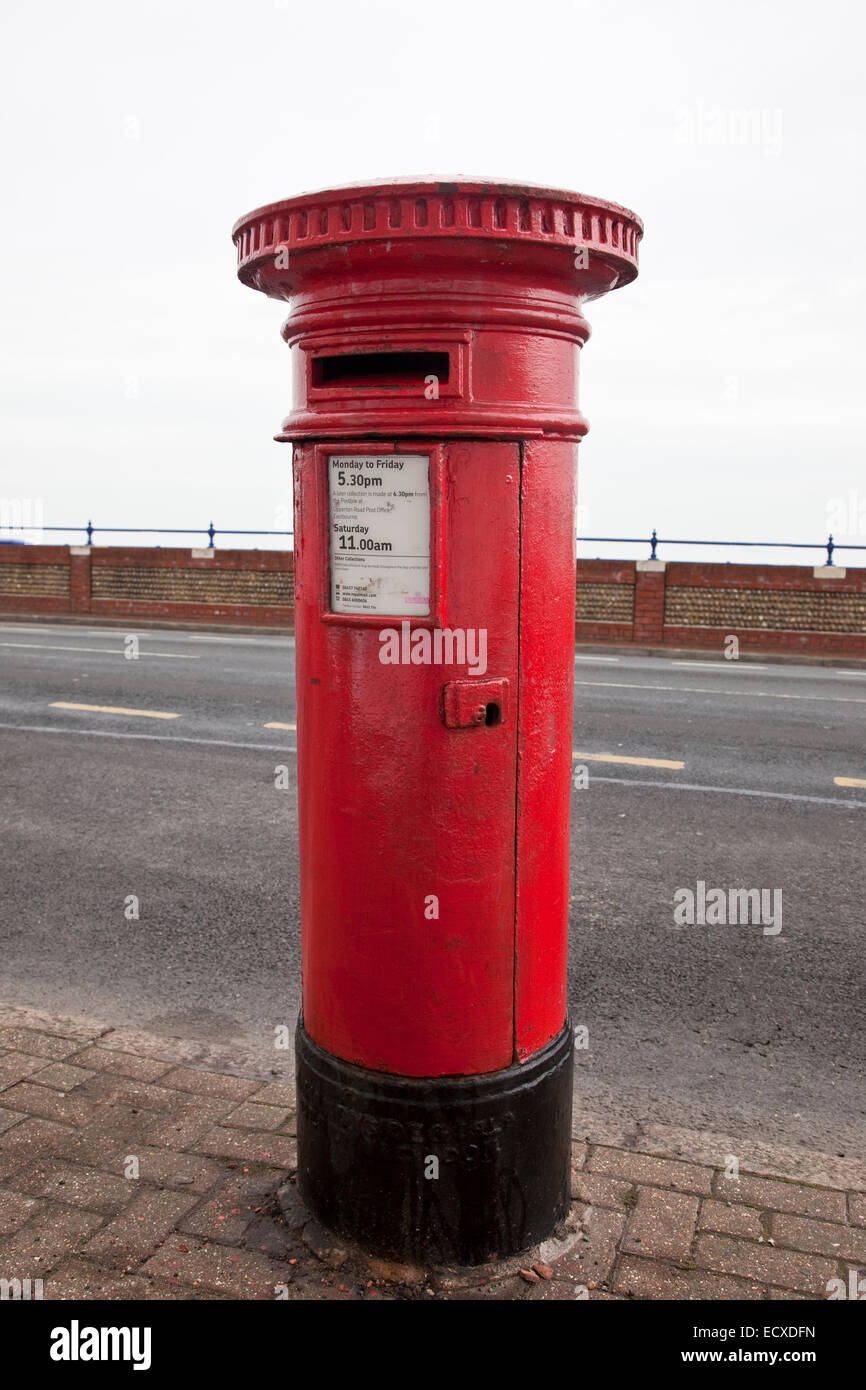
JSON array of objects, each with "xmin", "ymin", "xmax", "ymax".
[{"xmin": 233, "ymin": 180, "xmax": 641, "ymax": 1264}]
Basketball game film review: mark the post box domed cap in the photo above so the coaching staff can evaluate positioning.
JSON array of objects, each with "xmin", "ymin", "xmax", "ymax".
[{"xmin": 232, "ymin": 177, "xmax": 642, "ymax": 295}]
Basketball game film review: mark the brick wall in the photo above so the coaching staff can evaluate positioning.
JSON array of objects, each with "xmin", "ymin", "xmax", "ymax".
[
  {"xmin": 574, "ymin": 559, "xmax": 866, "ymax": 657},
  {"xmin": 1, "ymin": 546, "xmax": 864, "ymax": 655},
  {"xmin": 572, "ymin": 560, "xmax": 636, "ymax": 644},
  {"xmin": 0, "ymin": 546, "xmax": 294, "ymax": 627},
  {"xmin": 0, "ymin": 546, "xmax": 73, "ymax": 614}
]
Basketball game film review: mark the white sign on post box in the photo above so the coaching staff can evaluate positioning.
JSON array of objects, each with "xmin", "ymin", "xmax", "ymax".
[{"xmin": 328, "ymin": 453, "xmax": 430, "ymax": 616}]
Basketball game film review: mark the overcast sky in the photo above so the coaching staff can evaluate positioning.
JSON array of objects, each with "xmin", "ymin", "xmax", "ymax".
[{"xmin": 1, "ymin": 0, "xmax": 863, "ymax": 562}]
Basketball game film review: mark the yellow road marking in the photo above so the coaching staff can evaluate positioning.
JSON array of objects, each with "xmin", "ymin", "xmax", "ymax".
[
  {"xmin": 264, "ymin": 721, "xmax": 296, "ymax": 730},
  {"xmin": 50, "ymin": 702, "xmax": 180, "ymax": 720},
  {"xmin": 834, "ymin": 776, "xmax": 866, "ymax": 788},
  {"xmin": 573, "ymin": 750, "xmax": 685, "ymax": 770}
]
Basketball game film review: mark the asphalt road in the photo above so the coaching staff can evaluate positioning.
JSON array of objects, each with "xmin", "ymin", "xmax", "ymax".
[{"xmin": 1, "ymin": 621, "xmax": 864, "ymax": 1157}]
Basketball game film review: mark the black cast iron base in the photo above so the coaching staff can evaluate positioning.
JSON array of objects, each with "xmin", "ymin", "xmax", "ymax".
[{"xmin": 295, "ymin": 1019, "xmax": 574, "ymax": 1266}]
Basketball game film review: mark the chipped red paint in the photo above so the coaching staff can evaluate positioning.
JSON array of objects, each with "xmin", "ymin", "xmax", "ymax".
[{"xmin": 234, "ymin": 180, "xmax": 642, "ymax": 1076}]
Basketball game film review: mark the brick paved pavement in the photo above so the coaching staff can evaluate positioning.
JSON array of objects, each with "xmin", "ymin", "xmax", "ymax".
[{"xmin": 1, "ymin": 1004, "xmax": 864, "ymax": 1302}]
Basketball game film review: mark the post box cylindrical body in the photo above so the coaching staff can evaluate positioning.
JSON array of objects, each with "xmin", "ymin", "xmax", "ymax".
[{"xmin": 233, "ymin": 181, "xmax": 641, "ymax": 1264}]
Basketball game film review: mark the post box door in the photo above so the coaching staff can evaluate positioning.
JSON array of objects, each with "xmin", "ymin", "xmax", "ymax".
[{"xmin": 293, "ymin": 439, "xmax": 521, "ymax": 1077}]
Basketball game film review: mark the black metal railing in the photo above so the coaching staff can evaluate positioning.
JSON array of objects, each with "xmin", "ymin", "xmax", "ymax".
[
  {"xmin": 579, "ymin": 529, "xmax": 865, "ymax": 566},
  {"xmin": 1, "ymin": 522, "xmax": 865, "ymax": 566},
  {"xmin": 0, "ymin": 523, "xmax": 293, "ymax": 548}
]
